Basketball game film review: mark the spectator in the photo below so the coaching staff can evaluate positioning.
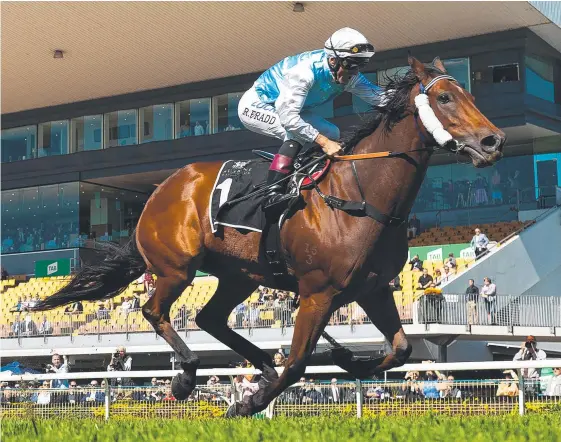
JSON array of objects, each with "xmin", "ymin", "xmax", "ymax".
[
  {"xmin": 513, "ymin": 336, "xmax": 547, "ymax": 380},
  {"xmin": 36, "ymin": 381, "xmax": 52, "ymax": 405},
  {"xmin": 0, "ymin": 266, "xmax": 8, "ymax": 280},
  {"xmin": 407, "ymin": 214, "xmax": 421, "ymax": 239},
  {"xmin": 399, "ymin": 371, "xmax": 422, "ymax": 401},
  {"xmin": 470, "ymin": 228, "xmax": 489, "ymax": 259},
  {"xmin": 143, "ymin": 271, "xmax": 155, "ymax": 294},
  {"xmin": 130, "ymin": 293, "xmax": 141, "ymax": 310},
  {"xmin": 120, "ymin": 296, "xmax": 132, "ymax": 314},
  {"xmin": 96, "ymin": 302, "xmax": 110, "ymax": 320},
  {"xmin": 38, "ymin": 315, "xmax": 53, "ymax": 335},
  {"xmin": 107, "ymin": 346, "xmax": 133, "ymax": 386},
  {"xmin": 480, "ymin": 277, "xmax": 497, "ymax": 325},
  {"xmin": 85, "ymin": 380, "xmax": 104, "ymax": 402},
  {"xmin": 496, "ymin": 370, "xmax": 519, "ymax": 397},
  {"xmin": 444, "ymin": 253, "xmax": 457, "ymax": 270},
  {"xmin": 440, "ymin": 266, "xmax": 455, "ymax": 284},
  {"xmin": 46, "ymin": 353, "xmax": 70, "ymax": 388},
  {"xmin": 417, "ymin": 268, "xmax": 433, "ymax": 290},
  {"xmin": 465, "ymin": 279, "xmax": 479, "ymax": 325},
  {"xmin": 248, "ymin": 302, "xmax": 260, "ymax": 328},
  {"xmin": 328, "ymin": 378, "xmax": 341, "ymax": 403},
  {"xmin": 234, "ymin": 303, "xmax": 246, "ymax": 328},
  {"xmin": 409, "ymin": 254, "xmax": 423, "ymax": 272},
  {"xmin": 10, "ymin": 296, "xmax": 23, "ymax": 313},
  {"xmin": 194, "ymin": 121, "xmax": 205, "ymax": 136},
  {"xmin": 68, "ymin": 381, "xmax": 84, "ymax": 404},
  {"xmin": 420, "ymin": 363, "xmax": 443, "ymax": 399},
  {"xmin": 21, "ymin": 314, "xmax": 37, "ymax": 336},
  {"xmin": 207, "ymin": 375, "xmax": 220, "ymax": 387},
  {"xmin": 439, "ymin": 375, "xmax": 461, "ymax": 399},
  {"xmin": 273, "ymin": 352, "xmax": 285, "ymax": 367},
  {"xmin": 433, "ymin": 269, "xmax": 442, "ymax": 285},
  {"xmin": 163, "ymin": 379, "xmax": 175, "ymax": 401},
  {"xmin": 545, "ymin": 367, "xmax": 561, "ymax": 396}
]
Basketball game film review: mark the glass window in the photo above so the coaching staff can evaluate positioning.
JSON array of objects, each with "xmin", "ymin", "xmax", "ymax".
[
  {"xmin": 352, "ymin": 72, "xmax": 378, "ymax": 114},
  {"xmin": 1, "ymin": 125, "xmax": 37, "ymax": 162},
  {"xmin": 525, "ymin": 55, "xmax": 555, "ymax": 103},
  {"xmin": 378, "ymin": 60, "xmax": 470, "ymax": 91},
  {"xmin": 104, "ymin": 110, "xmax": 137, "ymax": 148},
  {"xmin": 71, "ymin": 115, "xmax": 103, "ymax": 152},
  {"xmin": 443, "ymin": 58, "xmax": 470, "ymax": 92},
  {"xmin": 38, "ymin": 121, "xmax": 69, "ymax": 158},
  {"xmin": 139, "ymin": 104, "xmax": 173, "ymax": 143},
  {"xmin": 175, "ymin": 98, "xmax": 211, "ymax": 138},
  {"xmin": 411, "ymin": 154, "xmax": 536, "ymax": 214},
  {"xmin": 79, "ymin": 182, "xmax": 147, "ymax": 246},
  {"xmin": 492, "ymin": 64, "xmax": 519, "ymax": 83},
  {"xmin": 1, "ymin": 183, "xmax": 79, "ymax": 254},
  {"xmin": 212, "ymin": 93, "xmax": 244, "ymax": 133}
]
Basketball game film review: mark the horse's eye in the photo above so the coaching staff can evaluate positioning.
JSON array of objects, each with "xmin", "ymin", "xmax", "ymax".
[{"xmin": 438, "ymin": 93, "xmax": 451, "ymax": 104}]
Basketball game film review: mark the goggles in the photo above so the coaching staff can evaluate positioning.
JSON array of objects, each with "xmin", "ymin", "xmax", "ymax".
[{"xmin": 341, "ymin": 57, "xmax": 370, "ymax": 71}]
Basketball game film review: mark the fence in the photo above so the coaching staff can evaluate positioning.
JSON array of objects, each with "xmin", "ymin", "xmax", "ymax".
[
  {"xmin": 3, "ymin": 294, "xmax": 560, "ymax": 343},
  {"xmin": 1, "ymin": 360, "xmax": 560, "ymax": 420}
]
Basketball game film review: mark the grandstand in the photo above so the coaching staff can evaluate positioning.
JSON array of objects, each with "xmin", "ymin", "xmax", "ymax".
[{"xmin": 2, "ymin": 211, "xmax": 559, "ymax": 355}]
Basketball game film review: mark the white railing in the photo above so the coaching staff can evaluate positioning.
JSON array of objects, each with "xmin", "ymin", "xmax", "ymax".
[
  {"xmin": 3, "ymin": 294, "xmax": 560, "ymax": 344},
  {"xmin": 1, "ymin": 360, "xmax": 560, "ymax": 420}
]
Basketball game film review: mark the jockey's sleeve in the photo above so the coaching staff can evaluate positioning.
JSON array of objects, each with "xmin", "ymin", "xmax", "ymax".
[
  {"xmin": 275, "ymin": 67, "xmax": 320, "ymax": 143},
  {"xmin": 345, "ymin": 73, "xmax": 386, "ymax": 107}
]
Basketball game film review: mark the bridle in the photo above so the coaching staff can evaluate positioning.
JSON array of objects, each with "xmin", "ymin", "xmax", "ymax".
[{"xmin": 337, "ymin": 73, "xmax": 465, "ymax": 161}]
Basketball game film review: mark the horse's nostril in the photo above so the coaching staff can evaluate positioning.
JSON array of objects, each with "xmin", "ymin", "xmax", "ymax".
[{"xmin": 481, "ymin": 135, "xmax": 502, "ymax": 150}]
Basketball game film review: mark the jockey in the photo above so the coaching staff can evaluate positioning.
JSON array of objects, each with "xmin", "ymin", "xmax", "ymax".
[{"xmin": 238, "ymin": 27, "xmax": 384, "ymax": 211}]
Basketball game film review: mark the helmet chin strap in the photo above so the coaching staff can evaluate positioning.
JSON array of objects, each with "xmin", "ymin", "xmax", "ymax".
[{"xmin": 327, "ymin": 37, "xmax": 344, "ymax": 84}]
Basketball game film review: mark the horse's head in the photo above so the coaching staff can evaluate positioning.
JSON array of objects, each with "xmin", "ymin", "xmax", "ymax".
[{"xmin": 408, "ymin": 56, "xmax": 505, "ymax": 167}]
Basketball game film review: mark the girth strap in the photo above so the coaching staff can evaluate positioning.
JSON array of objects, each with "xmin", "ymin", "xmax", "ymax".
[{"xmin": 323, "ymin": 195, "xmax": 406, "ymax": 227}]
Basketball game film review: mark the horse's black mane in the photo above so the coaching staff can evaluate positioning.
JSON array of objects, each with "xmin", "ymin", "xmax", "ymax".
[{"xmin": 341, "ymin": 63, "xmax": 445, "ymax": 151}]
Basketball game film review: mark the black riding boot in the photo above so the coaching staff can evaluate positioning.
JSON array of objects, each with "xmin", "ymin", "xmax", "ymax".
[{"xmin": 262, "ymin": 140, "xmax": 302, "ymax": 211}]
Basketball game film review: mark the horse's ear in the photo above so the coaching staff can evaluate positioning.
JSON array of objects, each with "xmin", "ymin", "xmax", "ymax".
[
  {"xmin": 432, "ymin": 57, "xmax": 447, "ymax": 73},
  {"xmin": 408, "ymin": 55, "xmax": 427, "ymax": 80}
]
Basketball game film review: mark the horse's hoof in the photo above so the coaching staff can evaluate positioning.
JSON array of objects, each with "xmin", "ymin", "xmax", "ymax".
[
  {"xmin": 258, "ymin": 363, "xmax": 278, "ymax": 389},
  {"xmin": 172, "ymin": 372, "xmax": 195, "ymax": 401},
  {"xmin": 225, "ymin": 401, "xmax": 247, "ymax": 418}
]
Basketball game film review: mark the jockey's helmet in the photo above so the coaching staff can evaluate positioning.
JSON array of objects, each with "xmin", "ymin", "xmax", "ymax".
[{"xmin": 324, "ymin": 27, "xmax": 375, "ymax": 70}]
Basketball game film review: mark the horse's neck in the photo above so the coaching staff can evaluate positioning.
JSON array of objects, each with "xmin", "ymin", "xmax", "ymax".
[{"xmin": 337, "ymin": 116, "xmax": 432, "ymax": 218}]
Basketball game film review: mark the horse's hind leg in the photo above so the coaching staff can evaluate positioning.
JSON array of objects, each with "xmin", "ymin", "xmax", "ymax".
[
  {"xmin": 141, "ymin": 275, "xmax": 199, "ymax": 400},
  {"xmin": 195, "ymin": 277, "xmax": 276, "ymax": 371}
]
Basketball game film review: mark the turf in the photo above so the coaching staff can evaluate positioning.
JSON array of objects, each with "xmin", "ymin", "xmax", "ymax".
[{"xmin": 3, "ymin": 415, "xmax": 561, "ymax": 442}]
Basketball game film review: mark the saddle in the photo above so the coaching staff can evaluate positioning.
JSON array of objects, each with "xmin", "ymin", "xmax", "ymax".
[
  {"xmin": 208, "ymin": 147, "xmax": 331, "ymax": 291},
  {"xmin": 253, "ymin": 148, "xmax": 332, "ymax": 192}
]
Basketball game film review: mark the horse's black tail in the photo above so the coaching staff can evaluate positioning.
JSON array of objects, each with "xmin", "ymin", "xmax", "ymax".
[{"xmin": 33, "ymin": 231, "xmax": 145, "ymax": 311}]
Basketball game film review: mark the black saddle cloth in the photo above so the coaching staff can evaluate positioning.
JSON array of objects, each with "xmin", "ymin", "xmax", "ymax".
[{"xmin": 209, "ymin": 159, "xmax": 269, "ymax": 233}]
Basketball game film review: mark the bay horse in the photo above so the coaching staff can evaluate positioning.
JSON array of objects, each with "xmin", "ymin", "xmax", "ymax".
[{"xmin": 33, "ymin": 56, "xmax": 504, "ymax": 417}]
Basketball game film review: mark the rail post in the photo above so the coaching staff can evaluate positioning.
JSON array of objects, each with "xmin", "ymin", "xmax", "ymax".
[
  {"xmin": 104, "ymin": 378, "xmax": 111, "ymax": 421},
  {"xmin": 517, "ymin": 369, "xmax": 525, "ymax": 416},
  {"xmin": 356, "ymin": 379, "xmax": 363, "ymax": 418}
]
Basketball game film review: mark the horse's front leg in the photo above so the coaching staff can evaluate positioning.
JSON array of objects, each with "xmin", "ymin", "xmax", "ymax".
[
  {"xmin": 227, "ymin": 289, "xmax": 335, "ymax": 417},
  {"xmin": 329, "ymin": 285, "xmax": 412, "ymax": 378}
]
